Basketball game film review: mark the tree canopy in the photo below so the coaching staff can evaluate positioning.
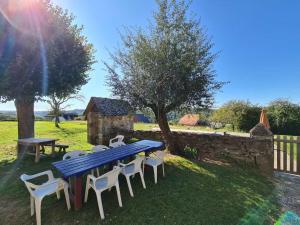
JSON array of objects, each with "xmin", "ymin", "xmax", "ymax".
[
  {"xmin": 0, "ymin": 0, "xmax": 95, "ymax": 102},
  {"xmin": 267, "ymin": 99, "xmax": 300, "ymax": 135},
  {"xmin": 105, "ymin": 0, "xmax": 223, "ymax": 152},
  {"xmin": 0, "ymin": 0, "xmax": 95, "ymax": 139},
  {"xmin": 210, "ymin": 100, "xmax": 261, "ymax": 131}
]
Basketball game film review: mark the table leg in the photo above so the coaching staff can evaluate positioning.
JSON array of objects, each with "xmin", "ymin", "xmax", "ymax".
[
  {"xmin": 51, "ymin": 141, "xmax": 55, "ymax": 157},
  {"xmin": 35, "ymin": 144, "xmax": 40, "ymax": 163},
  {"xmin": 74, "ymin": 176, "xmax": 83, "ymax": 210}
]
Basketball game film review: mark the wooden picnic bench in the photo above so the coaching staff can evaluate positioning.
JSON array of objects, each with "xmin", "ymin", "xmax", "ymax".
[
  {"xmin": 18, "ymin": 138, "xmax": 57, "ymax": 163},
  {"xmin": 41, "ymin": 143, "xmax": 69, "ymax": 154}
]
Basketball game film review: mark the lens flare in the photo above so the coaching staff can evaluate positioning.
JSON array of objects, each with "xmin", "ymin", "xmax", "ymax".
[{"xmin": 0, "ymin": 0, "xmax": 49, "ymax": 95}]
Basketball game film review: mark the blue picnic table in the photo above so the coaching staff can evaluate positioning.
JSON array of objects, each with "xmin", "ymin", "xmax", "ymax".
[{"xmin": 52, "ymin": 140, "xmax": 164, "ymax": 209}]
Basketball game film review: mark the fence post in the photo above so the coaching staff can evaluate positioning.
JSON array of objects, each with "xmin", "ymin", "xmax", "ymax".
[
  {"xmin": 276, "ymin": 135, "xmax": 281, "ymax": 170},
  {"xmin": 297, "ymin": 137, "xmax": 300, "ymax": 174},
  {"xmin": 283, "ymin": 136, "xmax": 287, "ymax": 171},
  {"xmin": 290, "ymin": 136, "xmax": 294, "ymax": 173}
]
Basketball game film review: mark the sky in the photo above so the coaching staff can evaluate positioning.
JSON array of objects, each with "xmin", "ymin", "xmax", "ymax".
[{"xmin": 1, "ymin": 0, "xmax": 300, "ymax": 111}]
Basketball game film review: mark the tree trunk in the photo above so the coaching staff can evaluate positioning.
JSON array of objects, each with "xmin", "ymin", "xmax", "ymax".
[
  {"xmin": 15, "ymin": 98, "xmax": 35, "ymax": 155},
  {"xmin": 156, "ymin": 110, "xmax": 177, "ymax": 153},
  {"xmin": 15, "ymin": 99, "xmax": 35, "ymax": 139},
  {"xmin": 55, "ymin": 116, "xmax": 60, "ymax": 128}
]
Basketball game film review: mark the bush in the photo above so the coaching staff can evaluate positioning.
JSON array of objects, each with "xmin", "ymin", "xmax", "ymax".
[
  {"xmin": 224, "ymin": 124, "xmax": 234, "ymax": 131},
  {"xmin": 210, "ymin": 100, "xmax": 260, "ymax": 132},
  {"xmin": 181, "ymin": 146, "xmax": 198, "ymax": 160},
  {"xmin": 267, "ymin": 99, "xmax": 300, "ymax": 135}
]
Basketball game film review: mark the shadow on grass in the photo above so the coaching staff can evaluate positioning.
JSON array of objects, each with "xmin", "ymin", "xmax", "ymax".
[
  {"xmin": 47, "ymin": 127, "xmax": 86, "ymax": 136},
  {"xmin": 0, "ymin": 154, "xmax": 280, "ymax": 225}
]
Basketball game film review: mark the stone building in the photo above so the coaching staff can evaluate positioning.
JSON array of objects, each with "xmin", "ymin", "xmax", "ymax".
[{"xmin": 84, "ymin": 97, "xmax": 133, "ymax": 145}]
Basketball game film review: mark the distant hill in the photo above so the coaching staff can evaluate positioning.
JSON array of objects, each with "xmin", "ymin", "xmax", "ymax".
[{"xmin": 0, "ymin": 109, "xmax": 85, "ymax": 117}]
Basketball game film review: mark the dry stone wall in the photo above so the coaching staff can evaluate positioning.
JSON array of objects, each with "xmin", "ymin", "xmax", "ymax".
[{"xmin": 119, "ymin": 129, "xmax": 274, "ymax": 175}]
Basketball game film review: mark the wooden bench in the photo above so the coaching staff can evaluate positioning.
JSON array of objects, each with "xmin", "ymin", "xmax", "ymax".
[{"xmin": 41, "ymin": 144, "xmax": 69, "ymax": 154}]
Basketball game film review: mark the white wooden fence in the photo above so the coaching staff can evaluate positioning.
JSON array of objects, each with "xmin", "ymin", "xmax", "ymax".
[{"xmin": 274, "ymin": 135, "xmax": 300, "ymax": 174}]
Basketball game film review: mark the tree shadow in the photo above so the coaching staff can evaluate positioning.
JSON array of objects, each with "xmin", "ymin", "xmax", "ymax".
[{"xmin": 0, "ymin": 154, "xmax": 280, "ymax": 225}]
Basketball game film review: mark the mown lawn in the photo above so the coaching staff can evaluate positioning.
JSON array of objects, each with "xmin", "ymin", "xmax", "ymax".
[
  {"xmin": 134, "ymin": 122, "xmax": 223, "ymax": 132},
  {"xmin": 0, "ymin": 121, "xmax": 280, "ymax": 225}
]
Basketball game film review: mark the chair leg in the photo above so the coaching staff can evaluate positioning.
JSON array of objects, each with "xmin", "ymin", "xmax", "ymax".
[
  {"xmin": 115, "ymin": 182, "xmax": 123, "ymax": 207},
  {"xmin": 143, "ymin": 163, "xmax": 145, "ymax": 174},
  {"xmin": 96, "ymin": 192, "xmax": 105, "ymax": 219},
  {"xmin": 125, "ymin": 176, "xmax": 134, "ymax": 197},
  {"xmin": 64, "ymin": 186, "xmax": 71, "ymax": 210},
  {"xmin": 139, "ymin": 171, "xmax": 146, "ymax": 189},
  {"xmin": 56, "ymin": 190, "xmax": 61, "ymax": 199},
  {"xmin": 162, "ymin": 163, "xmax": 165, "ymax": 177},
  {"xmin": 35, "ymin": 198, "xmax": 42, "ymax": 225},
  {"xmin": 68, "ymin": 177, "xmax": 72, "ymax": 192},
  {"xmin": 30, "ymin": 196, "xmax": 35, "ymax": 216},
  {"xmin": 96, "ymin": 168, "xmax": 100, "ymax": 177},
  {"xmin": 153, "ymin": 166, "xmax": 158, "ymax": 184},
  {"xmin": 84, "ymin": 181, "xmax": 90, "ymax": 203}
]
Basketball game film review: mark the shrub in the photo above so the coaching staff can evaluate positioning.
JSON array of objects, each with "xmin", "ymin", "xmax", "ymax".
[
  {"xmin": 210, "ymin": 100, "xmax": 260, "ymax": 132},
  {"xmin": 267, "ymin": 99, "xmax": 300, "ymax": 135},
  {"xmin": 225, "ymin": 124, "xmax": 234, "ymax": 131},
  {"xmin": 181, "ymin": 146, "xmax": 198, "ymax": 160}
]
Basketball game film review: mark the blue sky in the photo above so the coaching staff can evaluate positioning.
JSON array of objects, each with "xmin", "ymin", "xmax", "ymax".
[{"xmin": 1, "ymin": 0, "xmax": 300, "ymax": 111}]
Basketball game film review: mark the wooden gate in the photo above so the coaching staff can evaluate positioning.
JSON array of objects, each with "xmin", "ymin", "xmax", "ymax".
[{"xmin": 274, "ymin": 135, "xmax": 300, "ymax": 174}]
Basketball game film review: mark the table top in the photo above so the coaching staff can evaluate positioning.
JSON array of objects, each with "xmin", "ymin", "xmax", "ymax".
[
  {"xmin": 18, "ymin": 138, "xmax": 57, "ymax": 144},
  {"xmin": 52, "ymin": 140, "xmax": 164, "ymax": 178}
]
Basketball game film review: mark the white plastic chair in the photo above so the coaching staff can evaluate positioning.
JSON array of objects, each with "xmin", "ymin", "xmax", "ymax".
[
  {"xmin": 119, "ymin": 156, "xmax": 146, "ymax": 197},
  {"xmin": 91, "ymin": 145, "xmax": 110, "ymax": 153},
  {"xmin": 84, "ymin": 166, "xmax": 122, "ymax": 219},
  {"xmin": 109, "ymin": 135, "xmax": 126, "ymax": 148},
  {"xmin": 91, "ymin": 145, "xmax": 110, "ymax": 176},
  {"xmin": 20, "ymin": 170, "xmax": 70, "ymax": 225},
  {"xmin": 62, "ymin": 150, "xmax": 87, "ymax": 160},
  {"xmin": 143, "ymin": 151, "xmax": 166, "ymax": 184}
]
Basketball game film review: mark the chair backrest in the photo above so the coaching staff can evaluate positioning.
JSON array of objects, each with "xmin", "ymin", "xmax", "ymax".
[
  {"xmin": 63, "ymin": 150, "xmax": 87, "ymax": 160},
  {"xmin": 105, "ymin": 166, "xmax": 122, "ymax": 187},
  {"xmin": 131, "ymin": 156, "xmax": 145, "ymax": 173},
  {"xmin": 91, "ymin": 145, "xmax": 110, "ymax": 153},
  {"xmin": 155, "ymin": 151, "xmax": 166, "ymax": 160},
  {"xmin": 20, "ymin": 174, "xmax": 36, "ymax": 196},
  {"xmin": 109, "ymin": 135, "xmax": 126, "ymax": 148}
]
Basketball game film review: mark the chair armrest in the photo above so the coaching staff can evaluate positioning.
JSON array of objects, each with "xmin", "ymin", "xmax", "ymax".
[
  {"xmin": 119, "ymin": 163, "xmax": 127, "ymax": 167},
  {"xmin": 87, "ymin": 174, "xmax": 97, "ymax": 183},
  {"xmin": 21, "ymin": 170, "xmax": 54, "ymax": 182}
]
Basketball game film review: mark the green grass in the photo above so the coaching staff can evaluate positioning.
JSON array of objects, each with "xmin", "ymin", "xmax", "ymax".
[
  {"xmin": 0, "ymin": 121, "xmax": 280, "ymax": 225},
  {"xmin": 134, "ymin": 122, "xmax": 223, "ymax": 132},
  {"xmin": 0, "ymin": 121, "xmax": 92, "ymax": 163}
]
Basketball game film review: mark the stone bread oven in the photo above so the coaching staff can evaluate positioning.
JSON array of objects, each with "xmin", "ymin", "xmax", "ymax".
[{"xmin": 84, "ymin": 97, "xmax": 133, "ymax": 145}]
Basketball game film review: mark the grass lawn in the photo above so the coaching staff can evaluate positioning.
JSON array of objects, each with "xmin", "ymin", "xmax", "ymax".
[
  {"xmin": 0, "ymin": 121, "xmax": 280, "ymax": 225},
  {"xmin": 134, "ymin": 122, "xmax": 222, "ymax": 132}
]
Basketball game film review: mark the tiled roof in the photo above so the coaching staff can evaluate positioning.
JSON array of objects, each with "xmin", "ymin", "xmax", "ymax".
[
  {"xmin": 178, "ymin": 114, "xmax": 200, "ymax": 126},
  {"xmin": 84, "ymin": 97, "xmax": 132, "ymax": 116}
]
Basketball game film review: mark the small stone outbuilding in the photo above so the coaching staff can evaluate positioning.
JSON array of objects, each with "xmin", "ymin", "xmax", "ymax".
[{"xmin": 84, "ymin": 97, "xmax": 133, "ymax": 145}]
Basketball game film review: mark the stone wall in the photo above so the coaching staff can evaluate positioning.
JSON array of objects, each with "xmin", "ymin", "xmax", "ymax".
[
  {"xmin": 100, "ymin": 115, "xmax": 133, "ymax": 145},
  {"xmin": 120, "ymin": 129, "xmax": 274, "ymax": 175},
  {"xmin": 87, "ymin": 112, "xmax": 133, "ymax": 145}
]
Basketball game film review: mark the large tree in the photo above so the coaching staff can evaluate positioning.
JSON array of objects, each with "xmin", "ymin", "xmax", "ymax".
[
  {"xmin": 210, "ymin": 100, "xmax": 260, "ymax": 131},
  {"xmin": 0, "ymin": 0, "xmax": 95, "ymax": 139},
  {"xmin": 267, "ymin": 99, "xmax": 300, "ymax": 135},
  {"xmin": 46, "ymin": 93, "xmax": 84, "ymax": 128},
  {"xmin": 105, "ymin": 0, "xmax": 222, "ymax": 152}
]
